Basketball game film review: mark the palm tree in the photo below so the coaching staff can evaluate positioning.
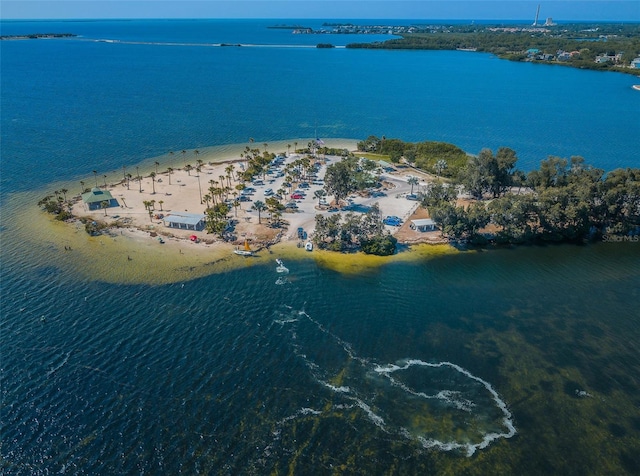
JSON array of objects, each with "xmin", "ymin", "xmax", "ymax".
[
  {"xmin": 408, "ymin": 176, "xmax": 419, "ymax": 195},
  {"xmin": 232, "ymin": 199, "xmax": 240, "ymax": 217},
  {"xmin": 251, "ymin": 200, "xmax": 266, "ymax": 224},
  {"xmin": 203, "ymin": 194, "xmax": 212, "ymax": 209},
  {"xmin": 103, "ymin": 175, "xmax": 108, "ymax": 188},
  {"xmin": 150, "ymin": 199, "xmax": 156, "ymax": 210},
  {"xmin": 60, "ymin": 188, "xmax": 68, "ymax": 201},
  {"xmin": 125, "ymin": 173, "xmax": 132, "ymax": 190},
  {"xmin": 185, "ymin": 164, "xmax": 193, "ymax": 176},
  {"xmin": 158, "ymin": 200, "xmax": 163, "ymax": 211},
  {"xmin": 121, "ymin": 197, "xmax": 128, "ymax": 208},
  {"xmin": 150, "ymin": 172, "xmax": 157, "ymax": 194},
  {"xmin": 194, "ymin": 150, "xmax": 200, "ymax": 163},
  {"xmin": 92, "ymin": 170, "xmax": 98, "ymax": 187},
  {"xmin": 122, "ymin": 165, "xmax": 127, "ymax": 181},
  {"xmin": 263, "ymin": 142, "xmax": 268, "ymax": 152},
  {"xmin": 314, "ymin": 189, "xmax": 327, "ymax": 206},
  {"xmin": 137, "ymin": 167, "xmax": 142, "ymax": 193},
  {"xmin": 181, "ymin": 150, "xmax": 187, "ymax": 167},
  {"xmin": 287, "ymin": 144, "xmax": 291, "ymax": 156},
  {"xmin": 294, "ymin": 142, "xmax": 298, "ymax": 154},
  {"xmin": 155, "ymin": 161, "xmax": 160, "ymax": 174},
  {"xmin": 434, "ymin": 159, "xmax": 448, "ymax": 178},
  {"xmin": 225, "ymin": 164, "xmax": 235, "ymax": 187},
  {"xmin": 167, "ymin": 167, "xmax": 173, "ymax": 185},
  {"xmin": 196, "ymin": 166, "xmax": 203, "ymax": 203},
  {"xmin": 80, "ymin": 181, "xmax": 85, "ymax": 195},
  {"xmin": 101, "ymin": 200, "xmax": 109, "ymax": 216}
]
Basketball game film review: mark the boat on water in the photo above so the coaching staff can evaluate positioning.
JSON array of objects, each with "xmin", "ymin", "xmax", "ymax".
[
  {"xmin": 632, "ymin": 85, "xmax": 640, "ymax": 91},
  {"xmin": 305, "ymin": 241, "xmax": 313, "ymax": 251},
  {"xmin": 233, "ymin": 239, "xmax": 253, "ymax": 256},
  {"xmin": 276, "ymin": 258, "xmax": 289, "ymax": 273}
]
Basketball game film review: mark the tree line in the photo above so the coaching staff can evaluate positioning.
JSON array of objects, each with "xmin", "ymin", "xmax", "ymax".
[{"xmin": 423, "ymin": 154, "xmax": 640, "ymax": 244}]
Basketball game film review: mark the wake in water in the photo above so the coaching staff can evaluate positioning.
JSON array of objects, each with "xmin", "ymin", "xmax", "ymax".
[{"xmin": 271, "ymin": 306, "xmax": 516, "ymax": 457}]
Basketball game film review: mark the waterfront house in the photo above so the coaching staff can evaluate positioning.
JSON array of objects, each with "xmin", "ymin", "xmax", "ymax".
[
  {"xmin": 81, "ymin": 187, "xmax": 119, "ymax": 211},
  {"xmin": 631, "ymin": 57, "xmax": 640, "ymax": 69},
  {"xmin": 410, "ymin": 218, "xmax": 437, "ymax": 232},
  {"xmin": 162, "ymin": 212, "xmax": 206, "ymax": 231}
]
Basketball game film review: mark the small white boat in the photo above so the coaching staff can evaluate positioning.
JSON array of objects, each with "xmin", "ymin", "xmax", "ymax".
[
  {"xmin": 276, "ymin": 258, "xmax": 289, "ymax": 274},
  {"xmin": 305, "ymin": 241, "xmax": 313, "ymax": 251},
  {"xmin": 233, "ymin": 239, "xmax": 253, "ymax": 256}
]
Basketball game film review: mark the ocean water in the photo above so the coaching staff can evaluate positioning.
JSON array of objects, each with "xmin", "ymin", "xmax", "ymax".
[{"xmin": 1, "ymin": 20, "xmax": 640, "ymax": 475}]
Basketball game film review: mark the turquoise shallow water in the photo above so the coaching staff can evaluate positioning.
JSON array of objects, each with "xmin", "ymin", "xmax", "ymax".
[{"xmin": 1, "ymin": 19, "xmax": 640, "ymax": 474}]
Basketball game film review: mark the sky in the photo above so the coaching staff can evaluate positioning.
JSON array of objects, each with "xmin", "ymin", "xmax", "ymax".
[{"xmin": 1, "ymin": 0, "xmax": 639, "ymax": 21}]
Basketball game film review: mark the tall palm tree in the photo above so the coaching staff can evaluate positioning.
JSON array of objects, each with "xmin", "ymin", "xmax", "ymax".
[
  {"xmin": 185, "ymin": 164, "xmax": 193, "ymax": 176},
  {"xmin": 202, "ymin": 194, "xmax": 212, "ymax": 209},
  {"xmin": 93, "ymin": 170, "xmax": 98, "ymax": 187},
  {"xmin": 251, "ymin": 200, "xmax": 266, "ymax": 224},
  {"xmin": 196, "ymin": 166, "xmax": 203, "ymax": 203},
  {"xmin": 408, "ymin": 176, "xmax": 419, "ymax": 195},
  {"xmin": 167, "ymin": 167, "xmax": 173, "ymax": 185},
  {"xmin": 137, "ymin": 167, "xmax": 142, "ymax": 193},
  {"xmin": 122, "ymin": 165, "xmax": 127, "ymax": 181},
  {"xmin": 155, "ymin": 161, "xmax": 160, "ymax": 174},
  {"xmin": 287, "ymin": 144, "xmax": 291, "ymax": 156},
  {"xmin": 103, "ymin": 175, "xmax": 108, "ymax": 188},
  {"xmin": 80, "ymin": 181, "xmax": 85, "ymax": 195},
  {"xmin": 60, "ymin": 188, "xmax": 68, "ymax": 201},
  {"xmin": 314, "ymin": 189, "xmax": 327, "ymax": 206},
  {"xmin": 294, "ymin": 142, "xmax": 298, "ymax": 154},
  {"xmin": 101, "ymin": 200, "xmax": 109, "ymax": 216},
  {"xmin": 150, "ymin": 172, "xmax": 156, "ymax": 194},
  {"xmin": 125, "ymin": 173, "xmax": 132, "ymax": 190},
  {"xmin": 225, "ymin": 164, "xmax": 235, "ymax": 187},
  {"xmin": 181, "ymin": 150, "xmax": 187, "ymax": 167},
  {"xmin": 158, "ymin": 200, "xmax": 164, "ymax": 211}
]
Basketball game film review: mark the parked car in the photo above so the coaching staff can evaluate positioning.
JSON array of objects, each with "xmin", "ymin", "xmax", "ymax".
[
  {"xmin": 285, "ymin": 201, "xmax": 298, "ymax": 208},
  {"xmin": 383, "ymin": 216, "xmax": 402, "ymax": 226},
  {"xmin": 299, "ymin": 182, "xmax": 310, "ymax": 189},
  {"xmin": 239, "ymin": 195, "xmax": 251, "ymax": 202},
  {"xmin": 406, "ymin": 194, "xmax": 418, "ymax": 201},
  {"xmin": 291, "ymin": 193, "xmax": 304, "ymax": 199},
  {"xmin": 264, "ymin": 188, "xmax": 274, "ymax": 196}
]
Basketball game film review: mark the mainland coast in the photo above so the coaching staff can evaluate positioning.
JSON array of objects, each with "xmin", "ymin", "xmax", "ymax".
[{"xmin": 16, "ymin": 139, "xmax": 456, "ymax": 285}]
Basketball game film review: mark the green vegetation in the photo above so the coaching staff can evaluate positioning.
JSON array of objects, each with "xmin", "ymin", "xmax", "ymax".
[
  {"xmin": 423, "ymin": 152, "xmax": 640, "ymax": 244},
  {"xmin": 346, "ymin": 23, "xmax": 640, "ymax": 76},
  {"xmin": 37, "ymin": 190, "xmax": 74, "ymax": 221},
  {"xmin": 357, "ymin": 135, "xmax": 468, "ymax": 178},
  {"xmin": 313, "ymin": 203, "xmax": 397, "ymax": 255}
]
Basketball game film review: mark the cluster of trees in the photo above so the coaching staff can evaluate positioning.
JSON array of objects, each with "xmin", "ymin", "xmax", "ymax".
[
  {"xmin": 356, "ymin": 136, "xmax": 468, "ymax": 178},
  {"xmin": 313, "ymin": 203, "xmax": 397, "ymax": 255},
  {"xmin": 323, "ymin": 156, "xmax": 379, "ymax": 203},
  {"xmin": 346, "ymin": 23, "xmax": 640, "ymax": 76},
  {"xmin": 424, "ymin": 154, "xmax": 640, "ymax": 244},
  {"xmin": 37, "ymin": 189, "xmax": 73, "ymax": 221}
]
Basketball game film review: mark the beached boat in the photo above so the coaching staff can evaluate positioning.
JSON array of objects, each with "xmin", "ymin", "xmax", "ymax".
[
  {"xmin": 305, "ymin": 241, "xmax": 313, "ymax": 251},
  {"xmin": 233, "ymin": 239, "xmax": 253, "ymax": 256}
]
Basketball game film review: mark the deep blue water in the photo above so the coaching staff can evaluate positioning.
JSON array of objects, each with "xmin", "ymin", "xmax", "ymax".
[
  {"xmin": 1, "ymin": 20, "xmax": 640, "ymax": 475},
  {"xmin": 1, "ymin": 19, "xmax": 639, "ymax": 198}
]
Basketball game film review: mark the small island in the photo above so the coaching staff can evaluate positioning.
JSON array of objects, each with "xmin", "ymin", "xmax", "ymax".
[{"xmin": 37, "ymin": 136, "xmax": 640, "ymax": 271}]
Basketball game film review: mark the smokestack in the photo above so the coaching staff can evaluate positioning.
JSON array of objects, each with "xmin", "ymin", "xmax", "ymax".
[{"xmin": 533, "ymin": 4, "xmax": 541, "ymax": 26}]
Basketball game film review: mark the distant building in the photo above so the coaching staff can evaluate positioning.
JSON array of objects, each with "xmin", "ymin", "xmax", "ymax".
[
  {"xmin": 631, "ymin": 57, "xmax": 640, "ymax": 69},
  {"xmin": 595, "ymin": 53, "xmax": 623, "ymax": 64},
  {"xmin": 162, "ymin": 212, "xmax": 206, "ymax": 231},
  {"xmin": 81, "ymin": 187, "xmax": 119, "ymax": 211}
]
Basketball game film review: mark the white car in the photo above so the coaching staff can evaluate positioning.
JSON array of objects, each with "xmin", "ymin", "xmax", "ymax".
[{"xmin": 264, "ymin": 188, "xmax": 274, "ymax": 196}]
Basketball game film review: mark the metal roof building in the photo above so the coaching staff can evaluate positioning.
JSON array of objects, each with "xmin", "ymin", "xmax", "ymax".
[{"xmin": 162, "ymin": 212, "xmax": 206, "ymax": 231}]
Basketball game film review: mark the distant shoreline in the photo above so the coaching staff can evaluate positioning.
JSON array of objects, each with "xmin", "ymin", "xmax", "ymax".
[{"xmin": 0, "ymin": 33, "xmax": 76, "ymax": 40}]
